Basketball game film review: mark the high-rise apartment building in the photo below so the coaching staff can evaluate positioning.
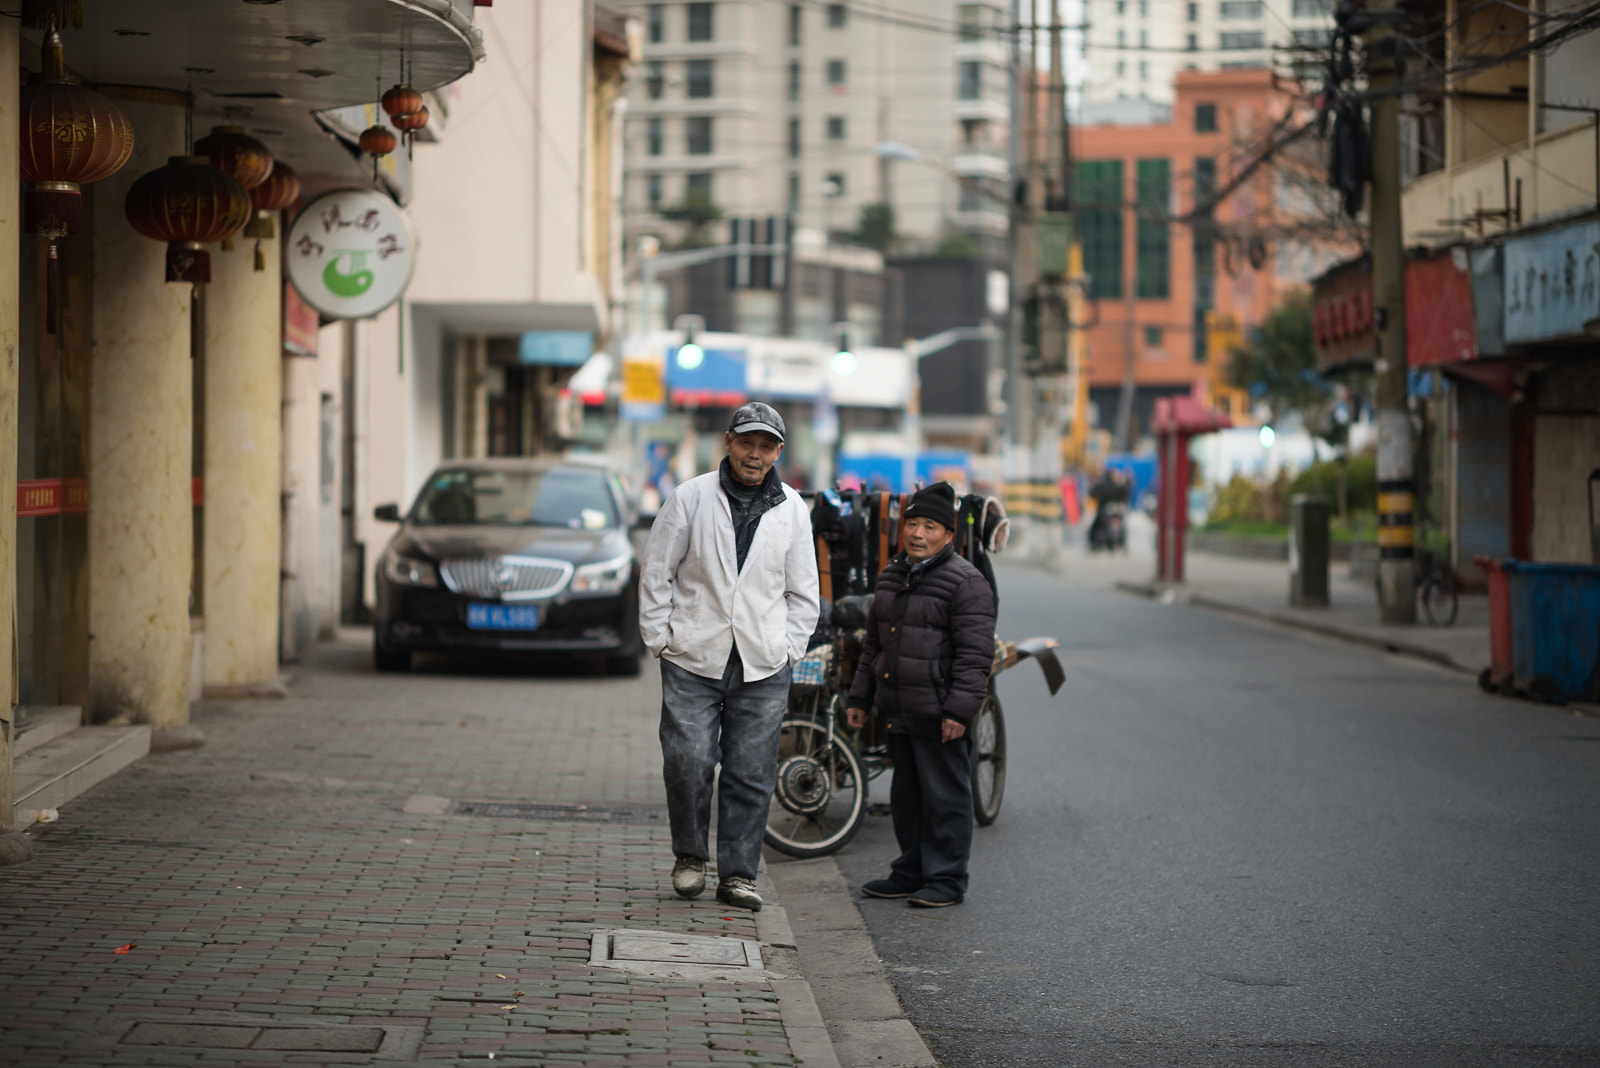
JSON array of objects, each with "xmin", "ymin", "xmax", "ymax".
[
  {"xmin": 617, "ymin": 1, "xmax": 1013, "ymax": 251},
  {"xmin": 1080, "ymin": 0, "xmax": 1334, "ymax": 109}
]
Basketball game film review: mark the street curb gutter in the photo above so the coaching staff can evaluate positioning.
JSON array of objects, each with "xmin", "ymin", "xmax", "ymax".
[
  {"xmin": 766, "ymin": 856, "xmax": 941, "ymax": 1068},
  {"xmin": 754, "ymin": 866, "xmax": 843, "ymax": 1068},
  {"xmin": 1114, "ymin": 580, "xmax": 1472, "ymax": 675}
]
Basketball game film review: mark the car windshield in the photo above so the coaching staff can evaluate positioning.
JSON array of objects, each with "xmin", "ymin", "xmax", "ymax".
[{"xmin": 412, "ymin": 468, "xmax": 619, "ymax": 529}]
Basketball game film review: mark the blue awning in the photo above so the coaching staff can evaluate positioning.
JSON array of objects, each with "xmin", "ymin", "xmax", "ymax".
[
  {"xmin": 667, "ymin": 346, "xmax": 747, "ymax": 406},
  {"xmin": 518, "ymin": 331, "xmax": 596, "ymax": 366}
]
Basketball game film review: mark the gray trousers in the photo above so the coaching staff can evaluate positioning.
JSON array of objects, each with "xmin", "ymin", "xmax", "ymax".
[{"xmin": 659, "ymin": 647, "xmax": 791, "ymax": 882}]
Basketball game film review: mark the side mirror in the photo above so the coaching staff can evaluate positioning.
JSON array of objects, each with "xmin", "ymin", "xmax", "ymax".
[
  {"xmin": 633, "ymin": 511, "xmax": 657, "ymax": 531},
  {"xmin": 374, "ymin": 503, "xmax": 402, "ymax": 522}
]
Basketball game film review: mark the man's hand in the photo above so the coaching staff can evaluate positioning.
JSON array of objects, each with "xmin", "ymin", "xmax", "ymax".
[
  {"xmin": 845, "ymin": 706, "xmax": 868, "ymax": 729},
  {"xmin": 941, "ymin": 717, "xmax": 966, "ymax": 742}
]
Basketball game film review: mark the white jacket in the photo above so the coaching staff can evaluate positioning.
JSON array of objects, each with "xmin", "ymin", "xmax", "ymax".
[{"xmin": 639, "ymin": 469, "xmax": 820, "ymax": 681}]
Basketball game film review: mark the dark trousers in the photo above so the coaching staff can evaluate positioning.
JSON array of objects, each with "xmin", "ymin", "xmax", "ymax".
[
  {"xmin": 887, "ymin": 730, "xmax": 974, "ymax": 896},
  {"xmin": 659, "ymin": 647, "xmax": 791, "ymax": 882}
]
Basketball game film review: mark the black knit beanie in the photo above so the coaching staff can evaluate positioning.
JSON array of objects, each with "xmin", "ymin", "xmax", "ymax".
[{"xmin": 904, "ymin": 481, "xmax": 957, "ymax": 532}]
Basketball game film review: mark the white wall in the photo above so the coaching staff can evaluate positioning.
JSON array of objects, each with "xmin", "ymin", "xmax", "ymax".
[
  {"xmin": 408, "ymin": 1, "xmax": 598, "ymax": 311},
  {"xmin": 358, "ymin": 307, "xmax": 410, "ymax": 612}
]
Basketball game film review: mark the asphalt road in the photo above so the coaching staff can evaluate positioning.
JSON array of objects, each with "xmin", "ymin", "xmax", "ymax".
[{"xmin": 833, "ymin": 557, "xmax": 1600, "ymax": 1067}]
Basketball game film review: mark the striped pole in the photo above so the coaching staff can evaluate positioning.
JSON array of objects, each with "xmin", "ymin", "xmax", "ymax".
[{"xmin": 1377, "ymin": 479, "xmax": 1416, "ymax": 560}]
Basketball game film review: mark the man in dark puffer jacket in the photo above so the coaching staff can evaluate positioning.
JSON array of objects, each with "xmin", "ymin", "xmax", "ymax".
[{"xmin": 846, "ymin": 482, "xmax": 996, "ymax": 907}]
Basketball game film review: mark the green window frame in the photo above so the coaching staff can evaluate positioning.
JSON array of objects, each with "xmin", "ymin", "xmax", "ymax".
[
  {"xmin": 1075, "ymin": 160, "xmax": 1123, "ymax": 301},
  {"xmin": 1192, "ymin": 156, "xmax": 1216, "ymax": 359},
  {"xmin": 1135, "ymin": 158, "xmax": 1170, "ymax": 300}
]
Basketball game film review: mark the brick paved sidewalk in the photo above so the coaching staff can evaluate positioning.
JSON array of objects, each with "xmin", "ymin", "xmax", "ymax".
[{"xmin": 0, "ymin": 634, "xmax": 836, "ymax": 1067}]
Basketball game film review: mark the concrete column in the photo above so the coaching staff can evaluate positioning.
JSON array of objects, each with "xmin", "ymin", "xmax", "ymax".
[
  {"xmin": 88, "ymin": 97, "xmax": 193, "ymax": 727},
  {"xmin": 202, "ymin": 238, "xmax": 282, "ymax": 690},
  {"xmin": 0, "ymin": 18, "xmax": 26, "ymax": 860},
  {"xmin": 280, "ymin": 348, "xmax": 320, "ymax": 662}
]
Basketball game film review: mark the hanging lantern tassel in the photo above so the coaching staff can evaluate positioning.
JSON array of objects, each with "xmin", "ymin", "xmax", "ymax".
[
  {"xmin": 45, "ymin": 242, "xmax": 59, "ymax": 336},
  {"xmin": 253, "ymin": 239, "xmax": 265, "ymax": 273}
]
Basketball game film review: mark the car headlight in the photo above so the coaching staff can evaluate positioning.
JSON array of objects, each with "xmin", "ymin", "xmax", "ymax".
[
  {"xmin": 383, "ymin": 550, "xmax": 438, "ymax": 587},
  {"xmin": 570, "ymin": 553, "xmax": 633, "ymax": 595}
]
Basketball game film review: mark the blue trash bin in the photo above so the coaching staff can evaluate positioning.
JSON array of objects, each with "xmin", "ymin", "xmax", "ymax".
[{"xmin": 1502, "ymin": 561, "xmax": 1600, "ymax": 703}]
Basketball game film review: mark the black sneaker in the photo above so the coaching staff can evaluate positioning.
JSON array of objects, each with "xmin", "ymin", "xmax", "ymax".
[
  {"xmin": 861, "ymin": 878, "xmax": 917, "ymax": 899},
  {"xmin": 671, "ymin": 856, "xmax": 706, "ymax": 899},
  {"xmin": 716, "ymin": 876, "xmax": 762, "ymax": 912},
  {"xmin": 907, "ymin": 886, "xmax": 963, "ymax": 908}
]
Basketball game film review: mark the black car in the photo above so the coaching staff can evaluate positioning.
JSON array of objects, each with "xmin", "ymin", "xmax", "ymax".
[{"xmin": 371, "ymin": 458, "xmax": 644, "ymax": 675}]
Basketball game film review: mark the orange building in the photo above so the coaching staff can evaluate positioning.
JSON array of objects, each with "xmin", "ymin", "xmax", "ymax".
[{"xmin": 1071, "ymin": 69, "xmax": 1352, "ymax": 447}]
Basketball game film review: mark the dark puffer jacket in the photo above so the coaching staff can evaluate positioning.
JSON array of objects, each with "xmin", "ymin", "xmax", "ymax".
[{"xmin": 847, "ymin": 545, "xmax": 996, "ymax": 735}]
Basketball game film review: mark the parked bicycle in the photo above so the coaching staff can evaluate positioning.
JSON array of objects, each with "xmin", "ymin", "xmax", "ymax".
[
  {"xmin": 1371, "ymin": 523, "xmax": 1458, "ymax": 626},
  {"xmin": 1416, "ymin": 525, "xmax": 1458, "ymax": 627}
]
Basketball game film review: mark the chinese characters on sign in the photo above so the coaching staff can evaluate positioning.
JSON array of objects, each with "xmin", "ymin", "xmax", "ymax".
[
  {"xmin": 1503, "ymin": 220, "xmax": 1600, "ymax": 344},
  {"xmin": 284, "ymin": 189, "xmax": 417, "ymax": 321},
  {"xmin": 17, "ymin": 478, "xmax": 87, "ymax": 518}
]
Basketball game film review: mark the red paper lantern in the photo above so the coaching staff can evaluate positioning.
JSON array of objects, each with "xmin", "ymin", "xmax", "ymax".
[
  {"xmin": 381, "ymin": 84, "xmax": 424, "ymax": 119},
  {"xmin": 359, "ymin": 125, "xmax": 397, "ymax": 156},
  {"xmin": 242, "ymin": 161, "xmax": 301, "ymax": 240},
  {"xmin": 124, "ymin": 156, "xmax": 250, "ymax": 284},
  {"xmin": 393, "ymin": 106, "xmax": 430, "ymax": 133},
  {"xmin": 194, "ymin": 124, "xmax": 273, "ymax": 190},
  {"xmin": 19, "ymin": 29, "xmax": 134, "ymax": 239}
]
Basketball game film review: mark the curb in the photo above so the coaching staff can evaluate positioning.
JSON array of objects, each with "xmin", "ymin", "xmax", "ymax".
[
  {"xmin": 766, "ymin": 856, "xmax": 940, "ymax": 1068},
  {"xmin": 1115, "ymin": 580, "xmax": 1472, "ymax": 675},
  {"xmin": 754, "ymin": 865, "xmax": 843, "ymax": 1068}
]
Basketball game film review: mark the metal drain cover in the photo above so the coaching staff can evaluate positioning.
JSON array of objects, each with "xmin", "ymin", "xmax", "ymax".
[
  {"xmin": 589, "ymin": 928, "xmax": 763, "ymax": 979},
  {"xmin": 454, "ymin": 801, "xmax": 667, "ymax": 823},
  {"xmin": 115, "ymin": 1019, "xmax": 418, "ymax": 1057}
]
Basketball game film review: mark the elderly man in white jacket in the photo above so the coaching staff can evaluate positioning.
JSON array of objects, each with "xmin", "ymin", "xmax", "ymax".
[{"xmin": 638, "ymin": 402, "xmax": 820, "ymax": 912}]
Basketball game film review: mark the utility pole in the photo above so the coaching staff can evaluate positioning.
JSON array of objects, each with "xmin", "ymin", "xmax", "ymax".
[
  {"xmin": 1365, "ymin": 1, "xmax": 1416, "ymax": 624},
  {"xmin": 1006, "ymin": 0, "xmax": 1039, "ymax": 550},
  {"xmin": 1034, "ymin": 0, "xmax": 1069, "ymax": 560}
]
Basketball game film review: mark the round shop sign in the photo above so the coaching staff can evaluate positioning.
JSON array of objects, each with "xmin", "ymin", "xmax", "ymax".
[{"xmin": 284, "ymin": 188, "xmax": 417, "ymax": 320}]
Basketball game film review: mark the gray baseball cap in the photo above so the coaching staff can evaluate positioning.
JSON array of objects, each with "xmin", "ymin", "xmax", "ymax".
[{"xmin": 727, "ymin": 401, "xmax": 786, "ymax": 443}]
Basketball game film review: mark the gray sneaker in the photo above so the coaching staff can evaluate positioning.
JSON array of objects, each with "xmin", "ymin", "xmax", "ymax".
[
  {"xmin": 672, "ymin": 856, "xmax": 706, "ymax": 899},
  {"xmin": 716, "ymin": 876, "xmax": 762, "ymax": 912}
]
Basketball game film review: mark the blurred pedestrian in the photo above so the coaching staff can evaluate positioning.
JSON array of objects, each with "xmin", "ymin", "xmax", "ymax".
[
  {"xmin": 845, "ymin": 482, "xmax": 996, "ymax": 907},
  {"xmin": 638, "ymin": 402, "xmax": 820, "ymax": 911}
]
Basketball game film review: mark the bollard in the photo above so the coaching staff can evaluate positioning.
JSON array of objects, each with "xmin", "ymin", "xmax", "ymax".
[{"xmin": 1289, "ymin": 494, "xmax": 1331, "ymax": 607}]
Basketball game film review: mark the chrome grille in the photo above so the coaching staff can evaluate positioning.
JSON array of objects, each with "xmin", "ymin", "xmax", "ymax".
[{"xmin": 439, "ymin": 555, "xmax": 573, "ymax": 601}]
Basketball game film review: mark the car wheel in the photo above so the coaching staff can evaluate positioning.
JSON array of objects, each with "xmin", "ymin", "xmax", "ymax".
[{"xmin": 374, "ymin": 638, "xmax": 411, "ymax": 673}]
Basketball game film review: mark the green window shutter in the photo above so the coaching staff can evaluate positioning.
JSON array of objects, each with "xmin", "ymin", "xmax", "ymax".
[
  {"xmin": 1074, "ymin": 160, "xmax": 1123, "ymax": 301},
  {"xmin": 1135, "ymin": 158, "xmax": 1170, "ymax": 300}
]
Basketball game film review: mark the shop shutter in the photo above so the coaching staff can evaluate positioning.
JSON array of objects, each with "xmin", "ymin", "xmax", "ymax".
[{"xmin": 1455, "ymin": 379, "xmax": 1511, "ymax": 567}]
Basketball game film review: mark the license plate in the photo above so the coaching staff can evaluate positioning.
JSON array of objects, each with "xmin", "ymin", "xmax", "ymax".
[{"xmin": 466, "ymin": 603, "xmax": 540, "ymax": 630}]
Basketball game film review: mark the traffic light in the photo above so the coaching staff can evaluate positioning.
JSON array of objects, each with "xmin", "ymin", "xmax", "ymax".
[
  {"xmin": 675, "ymin": 314, "xmax": 705, "ymax": 370},
  {"xmin": 829, "ymin": 322, "xmax": 857, "ymax": 376}
]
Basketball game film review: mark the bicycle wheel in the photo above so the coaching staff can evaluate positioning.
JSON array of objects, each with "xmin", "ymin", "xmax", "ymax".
[
  {"xmin": 764, "ymin": 718, "xmax": 868, "ymax": 858},
  {"xmin": 1422, "ymin": 570, "xmax": 1458, "ymax": 627},
  {"xmin": 970, "ymin": 689, "xmax": 1007, "ymax": 826}
]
